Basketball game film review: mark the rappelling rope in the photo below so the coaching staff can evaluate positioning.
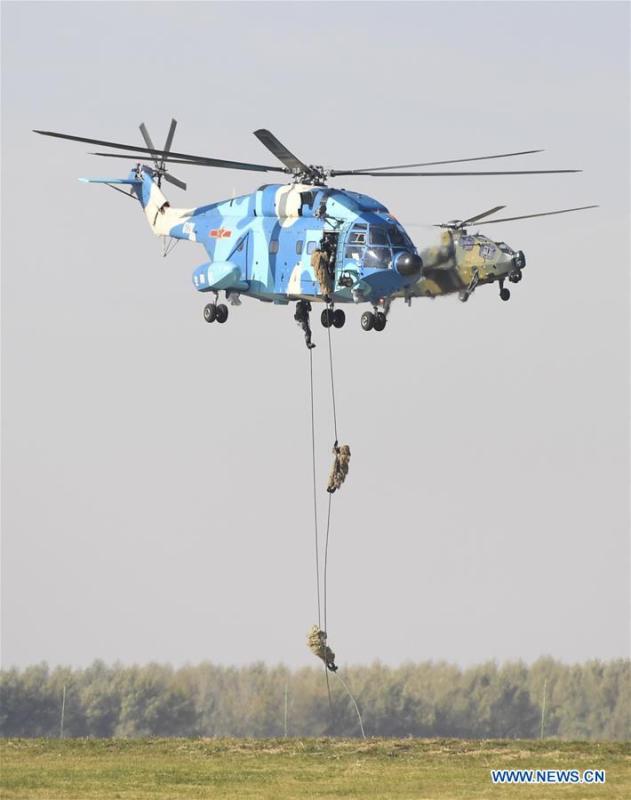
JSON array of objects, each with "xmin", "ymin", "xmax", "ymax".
[
  {"xmin": 323, "ymin": 319, "xmax": 338, "ymax": 634},
  {"xmin": 309, "ymin": 347, "xmax": 322, "ymax": 630},
  {"xmin": 334, "ymin": 672, "xmax": 366, "ymax": 739},
  {"xmin": 323, "ymin": 492, "xmax": 333, "ymax": 635},
  {"xmin": 324, "ymin": 323, "xmax": 366, "ymax": 738},
  {"xmin": 306, "ymin": 319, "xmax": 366, "ymax": 738},
  {"xmin": 308, "ymin": 347, "xmax": 332, "ymax": 714},
  {"xmin": 326, "ymin": 317, "xmax": 339, "ymax": 443}
]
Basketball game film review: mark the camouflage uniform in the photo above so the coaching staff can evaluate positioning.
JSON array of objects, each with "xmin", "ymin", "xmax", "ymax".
[
  {"xmin": 307, "ymin": 625, "xmax": 338, "ymax": 672},
  {"xmin": 327, "ymin": 442, "xmax": 351, "ymax": 494},
  {"xmin": 311, "ymin": 249, "xmax": 333, "ymax": 298}
]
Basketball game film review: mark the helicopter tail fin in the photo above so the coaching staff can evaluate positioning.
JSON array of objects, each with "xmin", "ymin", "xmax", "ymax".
[{"xmin": 80, "ymin": 168, "xmax": 194, "ymax": 238}]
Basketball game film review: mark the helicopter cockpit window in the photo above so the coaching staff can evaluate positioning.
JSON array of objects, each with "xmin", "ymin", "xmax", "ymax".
[
  {"xmin": 364, "ymin": 247, "xmax": 392, "ymax": 269},
  {"xmin": 349, "ymin": 230, "xmax": 367, "ymax": 245},
  {"xmin": 388, "ymin": 225, "xmax": 412, "ymax": 249},
  {"xmin": 345, "ymin": 245, "xmax": 364, "ymax": 262},
  {"xmin": 306, "ymin": 241, "xmax": 317, "ymax": 255},
  {"xmin": 369, "ymin": 227, "xmax": 389, "ymax": 246}
]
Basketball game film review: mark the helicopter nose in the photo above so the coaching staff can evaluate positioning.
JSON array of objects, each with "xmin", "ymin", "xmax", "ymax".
[
  {"xmin": 394, "ymin": 251, "xmax": 423, "ymax": 277},
  {"xmin": 512, "ymin": 250, "xmax": 526, "ymax": 270}
]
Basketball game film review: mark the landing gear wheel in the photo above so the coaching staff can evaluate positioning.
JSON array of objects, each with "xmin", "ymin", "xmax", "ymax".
[
  {"xmin": 215, "ymin": 303, "xmax": 229, "ymax": 323},
  {"xmin": 203, "ymin": 303, "xmax": 217, "ymax": 323},
  {"xmin": 361, "ymin": 311, "xmax": 375, "ymax": 331},
  {"xmin": 321, "ymin": 308, "xmax": 334, "ymax": 328},
  {"xmin": 500, "ymin": 287, "xmax": 511, "ymax": 302},
  {"xmin": 333, "ymin": 309, "xmax": 346, "ymax": 329},
  {"xmin": 373, "ymin": 312, "xmax": 387, "ymax": 332}
]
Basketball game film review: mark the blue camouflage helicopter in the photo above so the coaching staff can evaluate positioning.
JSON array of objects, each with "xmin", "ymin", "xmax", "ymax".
[{"xmin": 35, "ymin": 122, "xmax": 596, "ymax": 346}]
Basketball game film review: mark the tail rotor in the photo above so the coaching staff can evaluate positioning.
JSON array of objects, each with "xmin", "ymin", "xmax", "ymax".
[{"xmin": 139, "ymin": 118, "xmax": 187, "ymax": 191}]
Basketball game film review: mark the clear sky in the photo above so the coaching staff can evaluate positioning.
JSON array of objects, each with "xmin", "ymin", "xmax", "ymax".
[{"xmin": 2, "ymin": 1, "xmax": 629, "ymax": 670}]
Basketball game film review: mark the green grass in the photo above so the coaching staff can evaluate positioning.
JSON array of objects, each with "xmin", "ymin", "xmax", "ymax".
[{"xmin": 1, "ymin": 739, "xmax": 629, "ymax": 799}]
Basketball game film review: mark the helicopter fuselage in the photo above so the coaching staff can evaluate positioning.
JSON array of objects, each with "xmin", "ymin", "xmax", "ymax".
[
  {"xmin": 152, "ymin": 173, "xmax": 424, "ymax": 306},
  {"xmin": 148, "ymin": 171, "xmax": 525, "ymax": 308}
]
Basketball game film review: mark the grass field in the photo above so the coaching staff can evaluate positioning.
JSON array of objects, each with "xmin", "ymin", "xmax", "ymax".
[{"xmin": 1, "ymin": 738, "xmax": 629, "ymax": 799}]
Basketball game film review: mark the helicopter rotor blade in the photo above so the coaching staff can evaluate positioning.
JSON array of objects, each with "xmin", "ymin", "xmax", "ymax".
[
  {"xmin": 434, "ymin": 205, "xmax": 508, "ymax": 229},
  {"xmin": 460, "ymin": 205, "xmax": 507, "ymax": 225},
  {"xmin": 34, "ymin": 130, "xmax": 288, "ymax": 173},
  {"xmin": 253, "ymin": 129, "xmax": 310, "ymax": 173},
  {"xmin": 162, "ymin": 172, "xmax": 188, "ymax": 191},
  {"xmin": 90, "ymin": 151, "xmax": 276, "ymax": 170},
  {"xmin": 471, "ymin": 205, "xmax": 599, "ymax": 225},
  {"xmin": 342, "ymin": 150, "xmax": 544, "ymax": 173},
  {"xmin": 163, "ymin": 118, "xmax": 177, "ymax": 161},
  {"xmin": 331, "ymin": 168, "xmax": 581, "ymax": 177},
  {"xmin": 91, "ymin": 152, "xmax": 191, "ymax": 189},
  {"xmin": 139, "ymin": 122, "xmax": 167, "ymax": 186},
  {"xmin": 139, "ymin": 123, "xmax": 159, "ymax": 165}
]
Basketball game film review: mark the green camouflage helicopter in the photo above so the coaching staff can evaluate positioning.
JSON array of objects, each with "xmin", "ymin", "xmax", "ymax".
[{"xmin": 399, "ymin": 203, "xmax": 597, "ymax": 308}]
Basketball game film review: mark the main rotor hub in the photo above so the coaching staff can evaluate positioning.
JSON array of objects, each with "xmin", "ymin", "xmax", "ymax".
[{"xmin": 292, "ymin": 165, "xmax": 329, "ymax": 186}]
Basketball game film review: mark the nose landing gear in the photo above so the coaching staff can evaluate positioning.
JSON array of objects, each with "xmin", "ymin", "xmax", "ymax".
[
  {"xmin": 373, "ymin": 312, "xmax": 387, "ymax": 331},
  {"xmin": 498, "ymin": 278, "xmax": 511, "ymax": 302},
  {"xmin": 361, "ymin": 310, "xmax": 375, "ymax": 331},
  {"xmin": 361, "ymin": 302, "xmax": 389, "ymax": 332}
]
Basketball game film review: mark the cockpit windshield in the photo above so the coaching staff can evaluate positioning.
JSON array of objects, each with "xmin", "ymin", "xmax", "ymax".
[
  {"xmin": 344, "ymin": 222, "xmax": 414, "ymax": 269},
  {"xmin": 388, "ymin": 224, "xmax": 413, "ymax": 248},
  {"xmin": 369, "ymin": 227, "xmax": 389, "ymax": 245},
  {"xmin": 364, "ymin": 247, "xmax": 392, "ymax": 269}
]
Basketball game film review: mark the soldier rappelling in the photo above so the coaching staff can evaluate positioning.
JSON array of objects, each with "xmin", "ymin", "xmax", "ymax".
[
  {"xmin": 310, "ymin": 231, "xmax": 337, "ymax": 301},
  {"xmin": 327, "ymin": 441, "xmax": 351, "ymax": 494},
  {"xmin": 311, "ymin": 247, "xmax": 333, "ymax": 300},
  {"xmin": 294, "ymin": 299, "xmax": 315, "ymax": 349},
  {"xmin": 307, "ymin": 625, "xmax": 338, "ymax": 672}
]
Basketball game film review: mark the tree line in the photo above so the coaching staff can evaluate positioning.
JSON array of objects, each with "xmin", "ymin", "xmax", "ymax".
[{"xmin": 1, "ymin": 658, "xmax": 628, "ymax": 739}]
